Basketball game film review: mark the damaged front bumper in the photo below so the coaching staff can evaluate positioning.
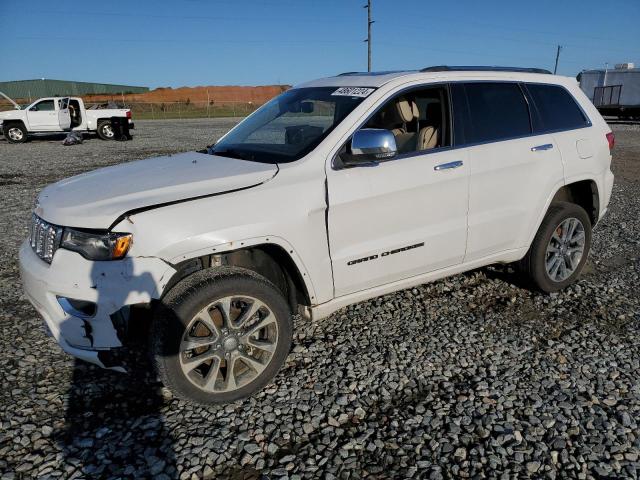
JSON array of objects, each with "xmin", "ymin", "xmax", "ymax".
[{"xmin": 19, "ymin": 240, "xmax": 175, "ymax": 370}]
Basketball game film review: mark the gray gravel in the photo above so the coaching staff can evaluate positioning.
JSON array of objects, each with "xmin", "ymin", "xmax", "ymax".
[{"xmin": 1, "ymin": 119, "xmax": 639, "ymax": 479}]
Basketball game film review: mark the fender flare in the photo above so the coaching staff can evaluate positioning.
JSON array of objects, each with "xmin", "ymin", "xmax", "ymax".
[
  {"xmin": 562, "ymin": 174, "xmax": 602, "ymax": 222},
  {"xmin": 526, "ymin": 177, "xmax": 600, "ymax": 249},
  {"xmin": 524, "ymin": 178, "xmax": 567, "ymax": 250},
  {"xmin": 167, "ymin": 235, "xmax": 318, "ymax": 304},
  {"xmin": 2, "ymin": 118, "xmax": 27, "ymax": 132}
]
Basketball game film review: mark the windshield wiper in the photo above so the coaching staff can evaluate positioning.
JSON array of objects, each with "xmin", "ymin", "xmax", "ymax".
[{"xmin": 211, "ymin": 148, "xmax": 254, "ymax": 161}]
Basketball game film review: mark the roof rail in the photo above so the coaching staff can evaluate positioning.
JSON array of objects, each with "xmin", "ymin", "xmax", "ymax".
[
  {"xmin": 420, "ymin": 65, "xmax": 552, "ymax": 74},
  {"xmin": 336, "ymin": 70, "xmax": 415, "ymax": 77}
]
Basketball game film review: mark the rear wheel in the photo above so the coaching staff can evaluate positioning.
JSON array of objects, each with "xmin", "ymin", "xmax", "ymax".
[
  {"xmin": 97, "ymin": 120, "xmax": 114, "ymax": 140},
  {"xmin": 151, "ymin": 267, "xmax": 293, "ymax": 405},
  {"xmin": 3, "ymin": 123, "xmax": 27, "ymax": 143},
  {"xmin": 519, "ymin": 201, "xmax": 592, "ymax": 292}
]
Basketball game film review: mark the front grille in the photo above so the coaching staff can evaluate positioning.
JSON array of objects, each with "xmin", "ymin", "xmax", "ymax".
[{"xmin": 29, "ymin": 214, "xmax": 63, "ymax": 263}]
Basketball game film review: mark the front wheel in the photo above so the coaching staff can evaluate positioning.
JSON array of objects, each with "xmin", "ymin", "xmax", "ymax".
[
  {"xmin": 96, "ymin": 120, "xmax": 114, "ymax": 140},
  {"xmin": 151, "ymin": 267, "xmax": 293, "ymax": 405},
  {"xmin": 3, "ymin": 123, "xmax": 27, "ymax": 143},
  {"xmin": 519, "ymin": 201, "xmax": 592, "ymax": 292}
]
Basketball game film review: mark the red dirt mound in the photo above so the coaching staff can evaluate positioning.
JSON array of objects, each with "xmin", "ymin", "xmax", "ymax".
[{"xmin": 85, "ymin": 85, "xmax": 290, "ymax": 104}]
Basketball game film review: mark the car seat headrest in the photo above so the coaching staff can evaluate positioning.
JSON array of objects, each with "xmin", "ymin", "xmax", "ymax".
[{"xmin": 394, "ymin": 98, "xmax": 419, "ymax": 123}]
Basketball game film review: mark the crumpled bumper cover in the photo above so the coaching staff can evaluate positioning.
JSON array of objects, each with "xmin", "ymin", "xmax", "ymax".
[{"xmin": 19, "ymin": 240, "xmax": 176, "ymax": 370}]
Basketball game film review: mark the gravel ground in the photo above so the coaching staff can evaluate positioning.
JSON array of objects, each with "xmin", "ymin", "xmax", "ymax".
[{"xmin": 0, "ymin": 119, "xmax": 639, "ymax": 479}]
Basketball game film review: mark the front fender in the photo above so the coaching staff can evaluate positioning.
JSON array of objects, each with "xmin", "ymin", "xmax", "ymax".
[
  {"xmin": 0, "ymin": 112, "xmax": 29, "ymax": 129},
  {"xmin": 110, "ymin": 164, "xmax": 334, "ymax": 304},
  {"xmin": 167, "ymin": 235, "xmax": 318, "ymax": 305}
]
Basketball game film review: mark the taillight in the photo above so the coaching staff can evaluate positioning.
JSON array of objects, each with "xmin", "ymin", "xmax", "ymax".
[
  {"xmin": 126, "ymin": 110, "xmax": 132, "ymax": 119},
  {"xmin": 606, "ymin": 132, "xmax": 615, "ymax": 150}
]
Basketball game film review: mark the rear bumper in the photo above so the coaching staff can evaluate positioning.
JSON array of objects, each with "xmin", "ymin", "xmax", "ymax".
[
  {"xmin": 19, "ymin": 240, "xmax": 175, "ymax": 369},
  {"xmin": 128, "ymin": 119, "xmax": 135, "ymax": 129}
]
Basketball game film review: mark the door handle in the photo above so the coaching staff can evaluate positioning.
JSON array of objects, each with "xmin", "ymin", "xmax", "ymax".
[
  {"xmin": 531, "ymin": 143, "xmax": 553, "ymax": 152},
  {"xmin": 434, "ymin": 160, "xmax": 463, "ymax": 171}
]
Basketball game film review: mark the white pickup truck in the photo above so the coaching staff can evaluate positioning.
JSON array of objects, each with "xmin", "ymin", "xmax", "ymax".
[{"xmin": 0, "ymin": 94, "xmax": 133, "ymax": 143}]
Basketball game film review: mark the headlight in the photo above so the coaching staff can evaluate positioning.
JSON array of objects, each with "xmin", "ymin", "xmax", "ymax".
[{"xmin": 60, "ymin": 229, "xmax": 132, "ymax": 261}]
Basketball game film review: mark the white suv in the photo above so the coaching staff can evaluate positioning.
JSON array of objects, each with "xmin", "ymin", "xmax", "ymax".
[{"xmin": 20, "ymin": 67, "xmax": 615, "ymax": 404}]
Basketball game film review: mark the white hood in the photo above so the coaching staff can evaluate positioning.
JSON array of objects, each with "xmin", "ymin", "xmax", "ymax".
[
  {"xmin": 0, "ymin": 91, "xmax": 20, "ymax": 110},
  {"xmin": 36, "ymin": 151, "xmax": 278, "ymax": 229}
]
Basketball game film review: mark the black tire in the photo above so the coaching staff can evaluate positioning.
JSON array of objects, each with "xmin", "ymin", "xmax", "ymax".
[
  {"xmin": 96, "ymin": 120, "xmax": 114, "ymax": 140},
  {"xmin": 151, "ymin": 266, "xmax": 293, "ymax": 405},
  {"xmin": 519, "ymin": 201, "xmax": 592, "ymax": 292},
  {"xmin": 3, "ymin": 123, "xmax": 28, "ymax": 143}
]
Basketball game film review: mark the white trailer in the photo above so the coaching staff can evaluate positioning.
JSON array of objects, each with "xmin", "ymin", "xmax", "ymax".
[{"xmin": 579, "ymin": 64, "xmax": 640, "ymax": 119}]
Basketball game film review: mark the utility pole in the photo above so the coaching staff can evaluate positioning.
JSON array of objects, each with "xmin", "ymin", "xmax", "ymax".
[
  {"xmin": 553, "ymin": 45, "xmax": 562, "ymax": 74},
  {"xmin": 364, "ymin": 0, "xmax": 374, "ymax": 72}
]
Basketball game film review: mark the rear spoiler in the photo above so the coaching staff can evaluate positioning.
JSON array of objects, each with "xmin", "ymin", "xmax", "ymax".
[{"xmin": 0, "ymin": 91, "xmax": 21, "ymax": 110}]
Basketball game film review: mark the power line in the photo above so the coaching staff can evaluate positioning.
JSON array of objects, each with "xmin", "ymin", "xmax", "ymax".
[
  {"xmin": 19, "ymin": 8, "xmax": 639, "ymax": 61},
  {"xmin": 399, "ymin": 23, "xmax": 639, "ymax": 57},
  {"xmin": 15, "ymin": 35, "xmax": 362, "ymax": 46},
  {"xmin": 25, "ymin": 9, "xmax": 355, "ymax": 23}
]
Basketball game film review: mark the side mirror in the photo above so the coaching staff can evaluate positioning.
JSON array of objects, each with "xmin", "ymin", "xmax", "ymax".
[{"xmin": 343, "ymin": 128, "xmax": 397, "ymax": 166}]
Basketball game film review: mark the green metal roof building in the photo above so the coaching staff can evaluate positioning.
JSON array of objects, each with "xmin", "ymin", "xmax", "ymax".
[{"xmin": 0, "ymin": 79, "xmax": 149, "ymax": 100}]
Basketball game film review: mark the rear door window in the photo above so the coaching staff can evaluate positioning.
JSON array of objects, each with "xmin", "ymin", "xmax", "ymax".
[
  {"xmin": 525, "ymin": 83, "xmax": 589, "ymax": 132},
  {"xmin": 461, "ymin": 82, "xmax": 531, "ymax": 144}
]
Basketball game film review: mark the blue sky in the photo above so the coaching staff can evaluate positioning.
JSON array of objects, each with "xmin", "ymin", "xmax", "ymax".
[{"xmin": 1, "ymin": 0, "xmax": 639, "ymax": 88}]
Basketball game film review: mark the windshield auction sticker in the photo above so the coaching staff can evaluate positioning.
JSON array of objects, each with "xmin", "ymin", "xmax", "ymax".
[{"xmin": 331, "ymin": 87, "xmax": 375, "ymax": 97}]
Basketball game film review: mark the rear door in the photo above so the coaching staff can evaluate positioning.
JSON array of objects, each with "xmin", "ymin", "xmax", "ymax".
[
  {"xmin": 451, "ymin": 82, "xmax": 564, "ymax": 262},
  {"xmin": 57, "ymin": 97, "xmax": 71, "ymax": 130},
  {"xmin": 523, "ymin": 83, "xmax": 595, "ymax": 186},
  {"xmin": 26, "ymin": 99, "xmax": 58, "ymax": 130}
]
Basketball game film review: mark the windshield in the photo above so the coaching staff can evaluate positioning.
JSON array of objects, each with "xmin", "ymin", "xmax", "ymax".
[{"xmin": 209, "ymin": 87, "xmax": 372, "ymax": 163}]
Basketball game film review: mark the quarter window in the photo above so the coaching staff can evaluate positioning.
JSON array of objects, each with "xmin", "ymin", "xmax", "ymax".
[
  {"xmin": 526, "ymin": 84, "xmax": 589, "ymax": 132},
  {"xmin": 462, "ymin": 83, "xmax": 531, "ymax": 144}
]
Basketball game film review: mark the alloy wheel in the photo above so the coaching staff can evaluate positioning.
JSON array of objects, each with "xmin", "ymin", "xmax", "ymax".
[
  {"xmin": 179, "ymin": 295, "xmax": 279, "ymax": 393},
  {"xmin": 545, "ymin": 217, "xmax": 586, "ymax": 282}
]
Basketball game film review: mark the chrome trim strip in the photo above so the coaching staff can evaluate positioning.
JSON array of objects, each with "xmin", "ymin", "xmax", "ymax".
[
  {"xmin": 29, "ymin": 214, "xmax": 63, "ymax": 264},
  {"xmin": 332, "ymin": 80, "xmax": 593, "ymax": 170}
]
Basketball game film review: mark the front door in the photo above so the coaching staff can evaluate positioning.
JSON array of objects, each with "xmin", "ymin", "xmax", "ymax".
[
  {"xmin": 26, "ymin": 99, "xmax": 58, "ymax": 130},
  {"xmin": 327, "ymin": 85, "xmax": 469, "ymax": 297}
]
